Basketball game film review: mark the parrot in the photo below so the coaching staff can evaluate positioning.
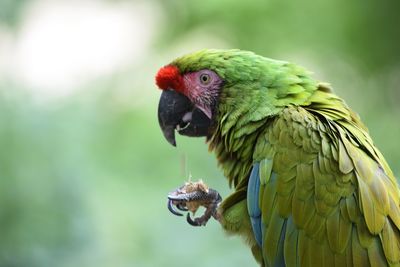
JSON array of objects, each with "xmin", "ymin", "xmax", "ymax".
[{"xmin": 155, "ymin": 49, "xmax": 400, "ymax": 267}]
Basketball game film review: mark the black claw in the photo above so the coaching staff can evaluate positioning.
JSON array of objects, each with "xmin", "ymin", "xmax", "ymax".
[
  {"xmin": 167, "ymin": 194, "xmax": 189, "ymax": 202},
  {"xmin": 176, "ymin": 203, "xmax": 188, "ymax": 211},
  {"xmin": 186, "ymin": 213, "xmax": 201, "ymax": 226},
  {"xmin": 168, "ymin": 199, "xmax": 183, "ymax": 216}
]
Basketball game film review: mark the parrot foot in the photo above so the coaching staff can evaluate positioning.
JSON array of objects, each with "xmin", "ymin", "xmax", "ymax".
[{"xmin": 167, "ymin": 180, "xmax": 222, "ymax": 227}]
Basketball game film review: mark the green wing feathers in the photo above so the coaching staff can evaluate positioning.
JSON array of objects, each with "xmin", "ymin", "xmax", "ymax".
[{"xmin": 253, "ymin": 85, "xmax": 400, "ymax": 266}]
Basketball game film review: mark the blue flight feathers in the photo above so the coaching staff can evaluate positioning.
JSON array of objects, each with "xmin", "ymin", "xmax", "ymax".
[{"xmin": 247, "ymin": 162, "xmax": 263, "ymax": 247}]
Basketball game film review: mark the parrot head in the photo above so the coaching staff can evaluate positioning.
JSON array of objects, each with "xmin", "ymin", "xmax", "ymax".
[
  {"xmin": 156, "ymin": 65, "xmax": 223, "ymax": 146},
  {"xmin": 155, "ymin": 49, "xmax": 316, "ymax": 146},
  {"xmin": 156, "ymin": 50, "xmax": 226, "ymax": 146}
]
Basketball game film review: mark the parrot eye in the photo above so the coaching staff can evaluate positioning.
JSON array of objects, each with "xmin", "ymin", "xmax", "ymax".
[{"xmin": 199, "ymin": 73, "xmax": 211, "ymax": 85}]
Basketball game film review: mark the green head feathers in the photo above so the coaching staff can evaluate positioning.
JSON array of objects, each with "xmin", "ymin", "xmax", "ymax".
[{"xmin": 170, "ymin": 49, "xmax": 318, "ymax": 131}]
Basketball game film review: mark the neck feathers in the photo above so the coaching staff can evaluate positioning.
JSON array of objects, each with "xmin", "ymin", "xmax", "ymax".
[{"xmin": 207, "ymin": 64, "xmax": 318, "ymax": 187}]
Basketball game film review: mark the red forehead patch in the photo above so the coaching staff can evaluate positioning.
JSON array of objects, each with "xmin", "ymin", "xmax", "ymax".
[{"xmin": 155, "ymin": 65, "xmax": 185, "ymax": 93}]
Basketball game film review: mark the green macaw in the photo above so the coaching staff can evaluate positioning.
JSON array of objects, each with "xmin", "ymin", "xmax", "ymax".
[{"xmin": 155, "ymin": 49, "xmax": 400, "ymax": 267}]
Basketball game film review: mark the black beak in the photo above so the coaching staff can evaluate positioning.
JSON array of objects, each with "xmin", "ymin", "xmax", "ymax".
[{"xmin": 158, "ymin": 90, "xmax": 212, "ymax": 146}]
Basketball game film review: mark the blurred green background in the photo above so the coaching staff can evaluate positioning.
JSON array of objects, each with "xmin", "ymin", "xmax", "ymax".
[{"xmin": 0, "ymin": 0, "xmax": 399, "ymax": 266}]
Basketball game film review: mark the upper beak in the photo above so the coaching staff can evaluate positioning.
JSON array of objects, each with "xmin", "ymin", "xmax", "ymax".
[
  {"xmin": 158, "ymin": 90, "xmax": 191, "ymax": 146},
  {"xmin": 158, "ymin": 90, "xmax": 212, "ymax": 146}
]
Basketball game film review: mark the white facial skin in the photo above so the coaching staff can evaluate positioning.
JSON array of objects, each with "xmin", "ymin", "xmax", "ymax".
[{"xmin": 182, "ymin": 69, "xmax": 223, "ymax": 119}]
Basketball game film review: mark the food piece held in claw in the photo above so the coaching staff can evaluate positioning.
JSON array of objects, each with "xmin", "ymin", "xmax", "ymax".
[{"xmin": 167, "ymin": 180, "xmax": 222, "ymax": 226}]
